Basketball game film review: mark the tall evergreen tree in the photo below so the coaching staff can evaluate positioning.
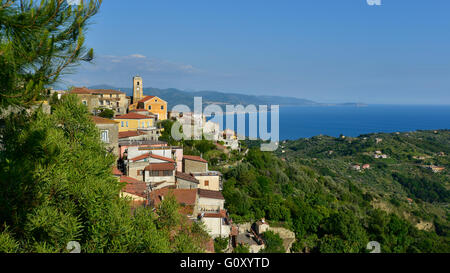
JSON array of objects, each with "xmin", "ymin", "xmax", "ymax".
[
  {"xmin": 0, "ymin": 0, "xmax": 101, "ymax": 108},
  {"xmin": 0, "ymin": 1, "xmax": 211, "ymax": 253}
]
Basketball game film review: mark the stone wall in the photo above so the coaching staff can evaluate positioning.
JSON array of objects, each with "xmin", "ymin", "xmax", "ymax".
[
  {"xmin": 95, "ymin": 122, "xmax": 119, "ymax": 157},
  {"xmin": 183, "ymin": 159, "xmax": 208, "ymax": 173}
]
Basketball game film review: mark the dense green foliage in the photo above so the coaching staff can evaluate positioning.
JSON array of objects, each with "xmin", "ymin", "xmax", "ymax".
[
  {"xmin": 97, "ymin": 108, "xmax": 115, "ymax": 119},
  {"xmin": 259, "ymin": 231, "xmax": 285, "ymax": 253},
  {"xmin": 392, "ymin": 173, "xmax": 450, "ymax": 203},
  {"xmin": 233, "ymin": 243, "xmax": 250, "ymax": 253},
  {"xmin": 0, "ymin": 0, "xmax": 101, "ymax": 108},
  {"xmin": 158, "ymin": 119, "xmax": 181, "ymax": 146},
  {"xmin": 220, "ymin": 131, "xmax": 450, "ymax": 253},
  {"xmin": 214, "ymin": 236, "xmax": 229, "ymax": 253},
  {"xmin": 0, "ymin": 95, "xmax": 210, "ymax": 253}
]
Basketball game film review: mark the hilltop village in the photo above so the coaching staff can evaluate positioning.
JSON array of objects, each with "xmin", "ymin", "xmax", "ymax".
[{"xmin": 45, "ymin": 76, "xmax": 278, "ymax": 252}]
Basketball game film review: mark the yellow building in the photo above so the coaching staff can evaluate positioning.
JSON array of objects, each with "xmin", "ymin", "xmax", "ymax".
[
  {"xmin": 114, "ymin": 112, "xmax": 156, "ymax": 132},
  {"xmin": 129, "ymin": 96, "xmax": 167, "ymax": 121},
  {"xmin": 128, "ymin": 76, "xmax": 168, "ymax": 121}
]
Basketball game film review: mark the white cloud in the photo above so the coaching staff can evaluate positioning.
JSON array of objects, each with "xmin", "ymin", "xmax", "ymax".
[
  {"xmin": 129, "ymin": 54, "xmax": 147, "ymax": 59},
  {"xmin": 86, "ymin": 54, "xmax": 202, "ymax": 75},
  {"xmin": 59, "ymin": 54, "xmax": 205, "ymax": 88}
]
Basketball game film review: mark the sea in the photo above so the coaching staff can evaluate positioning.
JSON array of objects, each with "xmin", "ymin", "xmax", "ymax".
[{"xmin": 207, "ymin": 105, "xmax": 450, "ymax": 141}]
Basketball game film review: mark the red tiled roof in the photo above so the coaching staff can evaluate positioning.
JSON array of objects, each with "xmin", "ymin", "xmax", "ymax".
[
  {"xmin": 130, "ymin": 153, "xmax": 175, "ymax": 163},
  {"xmin": 114, "ymin": 113, "xmax": 150, "ymax": 120},
  {"xmin": 201, "ymin": 210, "xmax": 227, "ymax": 218},
  {"xmin": 150, "ymin": 188, "xmax": 197, "ymax": 208},
  {"xmin": 119, "ymin": 131, "xmax": 139, "ymax": 139},
  {"xmin": 144, "ymin": 163, "xmax": 176, "ymax": 171},
  {"xmin": 91, "ymin": 116, "xmax": 119, "ymax": 125},
  {"xmin": 198, "ymin": 189, "xmax": 224, "ymax": 200},
  {"xmin": 183, "ymin": 155, "xmax": 208, "ymax": 163},
  {"xmin": 112, "ymin": 167, "xmax": 123, "ymax": 176},
  {"xmin": 138, "ymin": 96, "xmax": 156, "ymax": 103},
  {"xmin": 198, "ymin": 189, "xmax": 225, "ymax": 200},
  {"xmin": 175, "ymin": 171, "xmax": 200, "ymax": 184},
  {"xmin": 70, "ymin": 87, "xmax": 124, "ymax": 95},
  {"xmin": 120, "ymin": 176, "xmax": 147, "ymax": 198},
  {"xmin": 70, "ymin": 87, "xmax": 92, "ymax": 94},
  {"xmin": 152, "ymin": 181, "xmax": 175, "ymax": 188},
  {"xmin": 118, "ymin": 130, "xmax": 148, "ymax": 139}
]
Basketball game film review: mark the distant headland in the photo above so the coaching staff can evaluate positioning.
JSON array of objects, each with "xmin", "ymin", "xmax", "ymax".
[{"xmin": 87, "ymin": 84, "xmax": 366, "ymax": 109}]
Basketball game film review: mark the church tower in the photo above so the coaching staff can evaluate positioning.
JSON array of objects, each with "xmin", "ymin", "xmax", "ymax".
[{"xmin": 132, "ymin": 76, "xmax": 143, "ymax": 104}]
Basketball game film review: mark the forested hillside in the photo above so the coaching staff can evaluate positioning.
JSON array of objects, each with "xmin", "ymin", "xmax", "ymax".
[{"xmin": 218, "ymin": 130, "xmax": 450, "ymax": 253}]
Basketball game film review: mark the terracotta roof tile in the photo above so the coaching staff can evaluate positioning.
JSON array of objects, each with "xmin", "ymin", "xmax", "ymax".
[
  {"xmin": 144, "ymin": 163, "xmax": 176, "ymax": 171},
  {"xmin": 138, "ymin": 96, "xmax": 156, "ymax": 103},
  {"xmin": 112, "ymin": 167, "xmax": 123, "ymax": 176},
  {"xmin": 118, "ymin": 130, "xmax": 148, "ymax": 139},
  {"xmin": 120, "ymin": 176, "xmax": 147, "ymax": 198},
  {"xmin": 91, "ymin": 116, "xmax": 119, "ymax": 125},
  {"xmin": 119, "ymin": 131, "xmax": 139, "ymax": 139},
  {"xmin": 70, "ymin": 87, "xmax": 125, "ymax": 95},
  {"xmin": 150, "ymin": 188, "xmax": 197, "ymax": 208},
  {"xmin": 201, "ymin": 210, "xmax": 227, "ymax": 218},
  {"xmin": 130, "ymin": 153, "xmax": 175, "ymax": 163},
  {"xmin": 183, "ymin": 155, "xmax": 208, "ymax": 163},
  {"xmin": 198, "ymin": 189, "xmax": 224, "ymax": 200},
  {"xmin": 175, "ymin": 171, "xmax": 200, "ymax": 184},
  {"xmin": 114, "ymin": 113, "xmax": 151, "ymax": 120}
]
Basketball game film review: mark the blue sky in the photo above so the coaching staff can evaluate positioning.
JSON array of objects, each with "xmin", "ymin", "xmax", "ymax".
[{"xmin": 60, "ymin": 0, "xmax": 450, "ymax": 104}]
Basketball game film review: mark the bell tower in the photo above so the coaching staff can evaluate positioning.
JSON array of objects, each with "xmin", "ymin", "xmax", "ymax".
[{"xmin": 133, "ymin": 76, "xmax": 143, "ymax": 104}]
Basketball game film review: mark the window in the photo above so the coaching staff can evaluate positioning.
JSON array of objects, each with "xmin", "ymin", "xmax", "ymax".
[
  {"xmin": 126, "ymin": 121, "xmax": 128, "ymax": 127},
  {"xmin": 147, "ymin": 121, "xmax": 150, "ymax": 127},
  {"xmin": 204, "ymin": 180, "xmax": 209, "ymax": 187},
  {"xmin": 100, "ymin": 130, "xmax": 109, "ymax": 143},
  {"xmin": 161, "ymin": 105, "xmax": 164, "ymax": 110},
  {"xmin": 137, "ymin": 170, "xmax": 143, "ymax": 176},
  {"xmin": 163, "ymin": 170, "xmax": 171, "ymax": 176},
  {"xmin": 148, "ymin": 105, "xmax": 151, "ymax": 110},
  {"xmin": 121, "ymin": 121, "xmax": 124, "ymax": 127},
  {"xmin": 137, "ymin": 82, "xmax": 140, "ymax": 86},
  {"xmin": 150, "ymin": 171, "xmax": 159, "ymax": 176},
  {"xmin": 82, "ymin": 100, "xmax": 87, "ymax": 106}
]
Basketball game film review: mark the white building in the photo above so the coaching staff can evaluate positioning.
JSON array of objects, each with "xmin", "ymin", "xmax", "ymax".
[{"xmin": 197, "ymin": 189, "xmax": 230, "ymax": 239}]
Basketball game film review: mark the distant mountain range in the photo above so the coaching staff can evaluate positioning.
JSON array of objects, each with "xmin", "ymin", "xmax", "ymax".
[{"xmin": 88, "ymin": 84, "xmax": 366, "ymax": 109}]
